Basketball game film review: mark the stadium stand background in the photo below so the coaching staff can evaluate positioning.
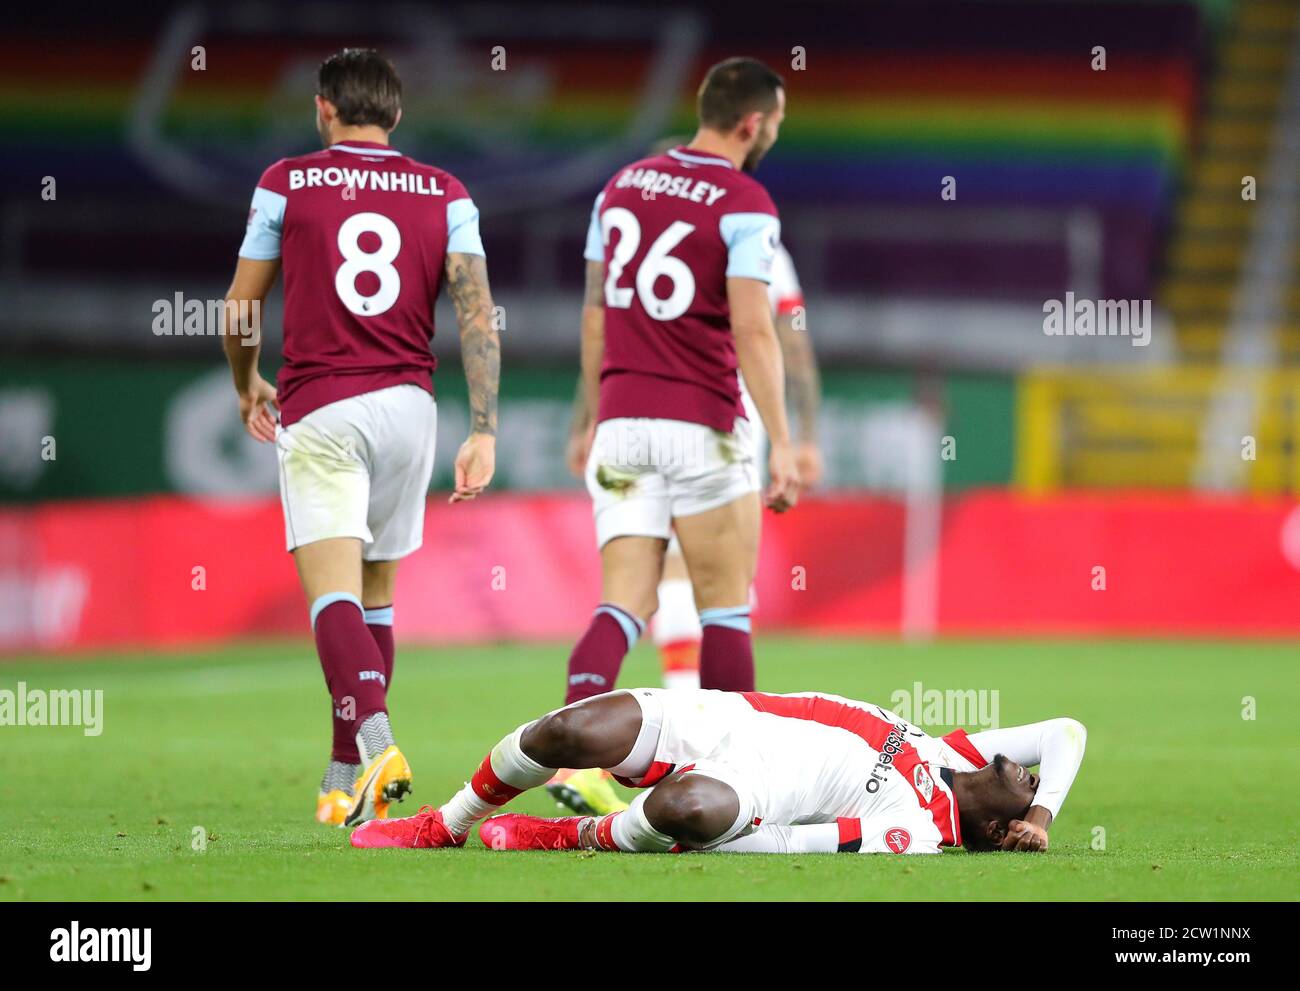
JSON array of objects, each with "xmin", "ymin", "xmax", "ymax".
[{"xmin": 4, "ymin": 0, "xmax": 1300, "ymax": 649}]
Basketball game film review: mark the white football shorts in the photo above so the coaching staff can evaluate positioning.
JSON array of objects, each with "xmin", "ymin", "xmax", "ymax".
[
  {"xmin": 663, "ymin": 388, "xmax": 765, "ymax": 557},
  {"xmin": 586, "ymin": 416, "xmax": 760, "ymax": 549},
  {"xmin": 276, "ymin": 383, "xmax": 436, "ymax": 560}
]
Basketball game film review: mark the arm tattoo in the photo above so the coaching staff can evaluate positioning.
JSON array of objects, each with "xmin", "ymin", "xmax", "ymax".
[{"xmin": 447, "ymin": 252, "xmax": 500, "ymax": 436}]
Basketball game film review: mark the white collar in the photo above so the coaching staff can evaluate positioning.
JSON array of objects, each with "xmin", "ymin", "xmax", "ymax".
[
  {"xmin": 331, "ymin": 143, "xmax": 401, "ymax": 157},
  {"xmin": 667, "ymin": 147, "xmax": 735, "ymax": 170}
]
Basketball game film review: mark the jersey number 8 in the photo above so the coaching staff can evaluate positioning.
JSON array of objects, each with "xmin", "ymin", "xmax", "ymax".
[
  {"xmin": 601, "ymin": 208, "xmax": 696, "ymax": 321},
  {"xmin": 336, "ymin": 212, "xmax": 401, "ymax": 317}
]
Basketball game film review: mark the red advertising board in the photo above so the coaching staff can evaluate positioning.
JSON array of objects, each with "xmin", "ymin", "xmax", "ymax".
[{"xmin": 4, "ymin": 491, "xmax": 1300, "ymax": 653}]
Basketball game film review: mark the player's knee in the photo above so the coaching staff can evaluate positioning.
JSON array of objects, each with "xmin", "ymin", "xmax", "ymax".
[
  {"xmin": 522, "ymin": 705, "xmax": 605, "ymax": 767},
  {"xmin": 638, "ymin": 589, "xmax": 659, "ymax": 623},
  {"xmin": 686, "ymin": 568, "xmax": 748, "ymax": 612},
  {"xmin": 644, "ymin": 776, "xmax": 738, "ymax": 847}
]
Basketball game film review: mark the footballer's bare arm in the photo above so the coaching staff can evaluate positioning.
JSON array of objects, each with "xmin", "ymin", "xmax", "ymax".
[
  {"xmin": 445, "ymin": 251, "xmax": 499, "ymax": 502},
  {"xmin": 579, "ymin": 259, "xmax": 605, "ymax": 421},
  {"xmin": 566, "ymin": 376, "xmax": 591, "ymax": 479},
  {"xmin": 775, "ymin": 309, "xmax": 824, "ymax": 486},
  {"xmin": 561, "ymin": 261, "xmax": 604, "ymax": 479},
  {"xmin": 447, "ymin": 251, "xmax": 500, "ymax": 437},
  {"xmin": 730, "ymin": 276, "xmax": 798, "ymax": 511},
  {"xmin": 222, "ymin": 256, "xmax": 281, "ymax": 442}
]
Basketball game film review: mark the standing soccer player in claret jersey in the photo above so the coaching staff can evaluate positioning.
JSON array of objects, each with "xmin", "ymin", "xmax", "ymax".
[
  {"xmin": 558, "ymin": 59, "xmax": 799, "ymax": 759},
  {"xmin": 221, "ymin": 49, "xmax": 500, "ymax": 827},
  {"xmin": 565, "ymin": 136, "xmax": 824, "ymax": 700}
]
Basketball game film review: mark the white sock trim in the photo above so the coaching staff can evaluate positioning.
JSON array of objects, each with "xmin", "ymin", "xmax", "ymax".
[
  {"xmin": 610, "ymin": 792, "xmax": 676, "ymax": 852},
  {"xmin": 491, "ymin": 723, "xmax": 556, "ymax": 789}
]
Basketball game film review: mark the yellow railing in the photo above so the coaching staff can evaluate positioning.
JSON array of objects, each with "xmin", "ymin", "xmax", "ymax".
[{"xmin": 1016, "ymin": 366, "xmax": 1300, "ymax": 493}]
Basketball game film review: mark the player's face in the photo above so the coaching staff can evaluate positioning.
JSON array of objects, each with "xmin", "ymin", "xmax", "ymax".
[
  {"xmin": 992, "ymin": 753, "xmax": 1039, "ymax": 810},
  {"xmin": 742, "ymin": 87, "xmax": 786, "ymax": 172}
]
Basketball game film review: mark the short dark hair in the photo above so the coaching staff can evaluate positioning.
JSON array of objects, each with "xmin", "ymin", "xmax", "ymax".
[
  {"xmin": 317, "ymin": 48, "xmax": 402, "ymax": 129},
  {"xmin": 697, "ymin": 57, "xmax": 783, "ymax": 131}
]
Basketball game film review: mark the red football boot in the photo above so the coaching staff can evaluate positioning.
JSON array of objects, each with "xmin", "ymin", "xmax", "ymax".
[
  {"xmin": 479, "ymin": 814, "xmax": 588, "ymax": 851},
  {"xmin": 349, "ymin": 806, "xmax": 466, "ymax": 849}
]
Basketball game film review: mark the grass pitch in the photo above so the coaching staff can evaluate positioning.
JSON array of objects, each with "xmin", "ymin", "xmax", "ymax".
[{"xmin": 0, "ymin": 637, "xmax": 1295, "ymax": 901}]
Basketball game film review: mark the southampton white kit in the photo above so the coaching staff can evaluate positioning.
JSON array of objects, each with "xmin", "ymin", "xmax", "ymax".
[{"xmin": 605, "ymin": 688, "xmax": 1086, "ymax": 855}]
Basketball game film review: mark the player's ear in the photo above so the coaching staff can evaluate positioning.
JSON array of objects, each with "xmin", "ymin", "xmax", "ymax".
[
  {"xmin": 986, "ymin": 819, "xmax": 1008, "ymax": 849},
  {"xmin": 391, "ymin": 107, "xmax": 402, "ymax": 133},
  {"xmin": 737, "ymin": 109, "xmax": 763, "ymax": 143}
]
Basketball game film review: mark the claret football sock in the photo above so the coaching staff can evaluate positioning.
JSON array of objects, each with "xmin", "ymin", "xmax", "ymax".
[
  {"xmin": 364, "ymin": 605, "xmax": 396, "ymax": 690},
  {"xmin": 331, "ymin": 702, "xmax": 362, "ymax": 765},
  {"xmin": 441, "ymin": 723, "xmax": 556, "ymax": 836},
  {"xmin": 312, "ymin": 593, "xmax": 390, "ymax": 759},
  {"xmin": 564, "ymin": 604, "xmax": 645, "ymax": 705},
  {"xmin": 698, "ymin": 606, "xmax": 754, "ymax": 692}
]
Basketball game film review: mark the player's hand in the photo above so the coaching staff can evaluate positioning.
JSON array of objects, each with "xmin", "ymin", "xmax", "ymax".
[
  {"xmin": 764, "ymin": 440, "xmax": 800, "ymax": 512},
  {"xmin": 239, "ymin": 376, "xmax": 279, "ymax": 443},
  {"xmin": 566, "ymin": 421, "xmax": 595, "ymax": 480},
  {"xmin": 451, "ymin": 432, "xmax": 495, "ymax": 503},
  {"xmin": 1001, "ymin": 819, "xmax": 1049, "ymax": 852},
  {"xmin": 795, "ymin": 441, "xmax": 824, "ymax": 489}
]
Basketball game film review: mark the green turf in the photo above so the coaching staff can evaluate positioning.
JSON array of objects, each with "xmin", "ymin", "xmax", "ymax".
[{"xmin": 0, "ymin": 638, "xmax": 1295, "ymax": 901}]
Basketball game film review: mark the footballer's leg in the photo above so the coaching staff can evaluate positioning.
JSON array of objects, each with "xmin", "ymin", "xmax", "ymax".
[
  {"xmin": 642, "ymin": 774, "xmax": 741, "ymax": 847},
  {"xmin": 672, "ymin": 492, "xmax": 761, "ymax": 691},
  {"xmin": 293, "ymin": 537, "xmax": 363, "ymax": 826},
  {"xmin": 352, "ymin": 691, "xmax": 645, "ymax": 848},
  {"xmin": 331, "ymin": 384, "xmax": 436, "ymax": 825},
  {"xmin": 357, "ymin": 383, "xmax": 436, "ymax": 706},
  {"xmin": 551, "ymin": 418, "xmax": 673, "ymax": 816},
  {"xmin": 481, "ymin": 772, "xmax": 744, "ymax": 853},
  {"xmin": 295, "ymin": 538, "xmax": 411, "ymax": 827},
  {"xmin": 361, "ymin": 559, "xmax": 398, "ymax": 691},
  {"xmin": 316, "ymin": 559, "xmax": 396, "ymax": 825},
  {"xmin": 565, "ymin": 536, "xmax": 664, "ymax": 704},
  {"xmin": 550, "ymin": 534, "xmax": 663, "ymax": 815},
  {"xmin": 653, "ymin": 541, "xmax": 702, "ymax": 690},
  {"xmin": 569, "ymin": 418, "xmax": 671, "ymax": 707},
  {"xmin": 276, "ymin": 408, "xmax": 373, "ymax": 824}
]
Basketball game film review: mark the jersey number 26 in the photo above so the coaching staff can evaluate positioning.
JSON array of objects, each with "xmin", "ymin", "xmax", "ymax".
[{"xmin": 601, "ymin": 208, "xmax": 696, "ymax": 321}]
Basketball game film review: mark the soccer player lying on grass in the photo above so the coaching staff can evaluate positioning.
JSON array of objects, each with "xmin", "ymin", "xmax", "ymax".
[{"xmin": 350, "ymin": 688, "xmax": 1086, "ymax": 854}]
